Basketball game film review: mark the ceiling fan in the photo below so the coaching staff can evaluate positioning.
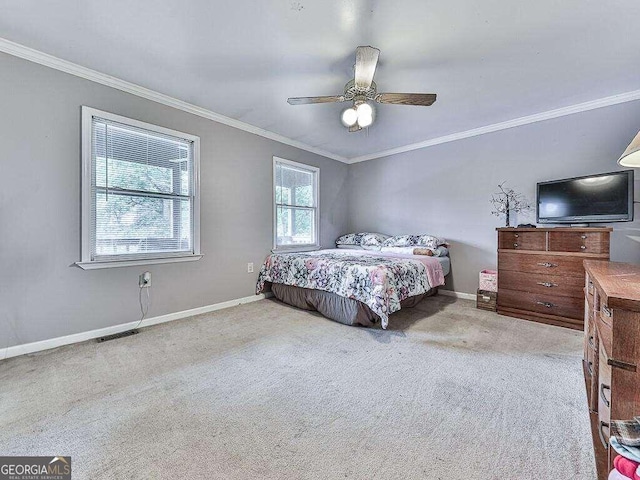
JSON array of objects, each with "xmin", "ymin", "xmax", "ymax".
[{"xmin": 287, "ymin": 46, "xmax": 437, "ymax": 132}]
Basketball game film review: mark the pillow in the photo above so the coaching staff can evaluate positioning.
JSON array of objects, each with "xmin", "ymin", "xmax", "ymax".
[
  {"xmin": 382, "ymin": 235, "xmax": 421, "ymax": 247},
  {"xmin": 335, "ymin": 233, "xmax": 364, "ymax": 246},
  {"xmin": 336, "ymin": 244, "xmax": 364, "ymax": 250},
  {"xmin": 379, "ymin": 246, "xmax": 448, "ymax": 256},
  {"xmin": 336, "ymin": 232, "xmax": 389, "ymax": 247},
  {"xmin": 360, "ymin": 232, "xmax": 390, "ymax": 247},
  {"xmin": 412, "ymin": 248, "xmax": 436, "ymax": 256},
  {"xmin": 382, "ymin": 234, "xmax": 448, "ymax": 248},
  {"xmin": 380, "ymin": 246, "xmax": 426, "ymax": 255},
  {"xmin": 416, "ymin": 235, "xmax": 448, "ymax": 249}
]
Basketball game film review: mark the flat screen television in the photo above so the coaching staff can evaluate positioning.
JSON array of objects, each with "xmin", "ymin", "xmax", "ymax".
[{"xmin": 537, "ymin": 170, "xmax": 634, "ymax": 224}]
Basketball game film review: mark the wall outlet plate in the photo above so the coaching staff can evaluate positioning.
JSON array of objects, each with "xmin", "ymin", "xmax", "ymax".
[
  {"xmin": 139, "ymin": 271, "xmax": 151, "ymax": 288},
  {"xmin": 247, "ymin": 263, "xmax": 254, "ymax": 273}
]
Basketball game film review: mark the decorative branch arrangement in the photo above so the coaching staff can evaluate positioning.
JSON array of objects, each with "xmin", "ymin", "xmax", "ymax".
[{"xmin": 490, "ymin": 183, "xmax": 532, "ymax": 227}]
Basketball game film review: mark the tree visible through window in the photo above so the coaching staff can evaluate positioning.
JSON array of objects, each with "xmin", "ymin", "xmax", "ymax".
[{"xmin": 273, "ymin": 158, "xmax": 319, "ymax": 250}]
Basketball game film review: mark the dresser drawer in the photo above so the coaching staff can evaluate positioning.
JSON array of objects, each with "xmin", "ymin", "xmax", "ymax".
[
  {"xmin": 586, "ymin": 288, "xmax": 594, "ymax": 312},
  {"xmin": 597, "ymin": 304, "xmax": 639, "ymax": 369},
  {"xmin": 596, "ymin": 309, "xmax": 613, "ymax": 361},
  {"xmin": 585, "ymin": 307, "xmax": 597, "ymax": 362},
  {"xmin": 586, "ymin": 337, "xmax": 595, "ymax": 377},
  {"xmin": 498, "ymin": 270, "xmax": 583, "ymax": 298},
  {"xmin": 498, "ymin": 289, "xmax": 584, "ymax": 319},
  {"xmin": 589, "ymin": 327, "xmax": 600, "ymax": 413},
  {"xmin": 598, "ymin": 343, "xmax": 612, "ymax": 449},
  {"xmin": 498, "ymin": 252, "xmax": 586, "ymax": 277},
  {"xmin": 548, "ymin": 231, "xmax": 609, "ymax": 254},
  {"xmin": 498, "ymin": 231, "xmax": 546, "ymax": 251}
]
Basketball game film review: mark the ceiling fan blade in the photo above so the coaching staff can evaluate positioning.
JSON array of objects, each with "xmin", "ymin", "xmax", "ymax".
[
  {"xmin": 348, "ymin": 124, "xmax": 362, "ymax": 133},
  {"xmin": 287, "ymin": 95, "xmax": 345, "ymax": 105},
  {"xmin": 354, "ymin": 46, "xmax": 380, "ymax": 90},
  {"xmin": 375, "ymin": 93, "xmax": 437, "ymax": 106}
]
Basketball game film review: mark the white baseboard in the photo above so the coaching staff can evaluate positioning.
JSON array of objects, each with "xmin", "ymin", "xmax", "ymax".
[
  {"xmin": 2, "ymin": 293, "xmax": 273, "ymax": 360},
  {"xmin": 439, "ymin": 289, "xmax": 476, "ymax": 301}
]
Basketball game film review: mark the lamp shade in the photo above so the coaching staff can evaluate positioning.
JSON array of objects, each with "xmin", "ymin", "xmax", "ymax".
[{"xmin": 618, "ymin": 131, "xmax": 640, "ymax": 167}]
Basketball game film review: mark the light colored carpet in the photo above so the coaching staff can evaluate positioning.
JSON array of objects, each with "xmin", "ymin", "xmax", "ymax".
[{"xmin": 0, "ymin": 296, "xmax": 595, "ymax": 479}]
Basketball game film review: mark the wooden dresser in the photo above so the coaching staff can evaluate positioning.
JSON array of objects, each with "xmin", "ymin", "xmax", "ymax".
[
  {"xmin": 583, "ymin": 260, "xmax": 640, "ymax": 480},
  {"xmin": 497, "ymin": 227, "xmax": 611, "ymax": 330}
]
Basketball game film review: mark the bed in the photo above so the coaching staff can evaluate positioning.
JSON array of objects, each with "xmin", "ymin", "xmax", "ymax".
[{"xmin": 256, "ymin": 248, "xmax": 448, "ymax": 328}]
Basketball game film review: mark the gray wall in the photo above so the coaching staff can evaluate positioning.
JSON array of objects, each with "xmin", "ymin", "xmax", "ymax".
[
  {"xmin": 347, "ymin": 101, "xmax": 640, "ymax": 294},
  {"xmin": 0, "ymin": 53, "xmax": 349, "ymax": 347},
  {"xmin": 2, "ymin": 50, "xmax": 639, "ymax": 349}
]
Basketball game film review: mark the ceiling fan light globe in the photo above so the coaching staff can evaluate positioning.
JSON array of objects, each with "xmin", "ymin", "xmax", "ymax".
[
  {"xmin": 341, "ymin": 108, "xmax": 358, "ymax": 127},
  {"xmin": 357, "ymin": 114, "xmax": 373, "ymax": 128},
  {"xmin": 356, "ymin": 102, "xmax": 373, "ymax": 117}
]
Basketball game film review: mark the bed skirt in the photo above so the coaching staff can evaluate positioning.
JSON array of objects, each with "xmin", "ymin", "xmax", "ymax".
[{"xmin": 269, "ymin": 282, "xmax": 437, "ymax": 328}]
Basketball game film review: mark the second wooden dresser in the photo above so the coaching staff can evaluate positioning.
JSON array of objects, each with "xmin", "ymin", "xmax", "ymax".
[
  {"xmin": 583, "ymin": 260, "xmax": 640, "ymax": 480},
  {"xmin": 497, "ymin": 227, "xmax": 611, "ymax": 330}
]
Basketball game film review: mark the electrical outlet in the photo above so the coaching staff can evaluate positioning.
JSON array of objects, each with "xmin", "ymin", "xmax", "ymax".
[
  {"xmin": 247, "ymin": 263, "xmax": 254, "ymax": 273},
  {"xmin": 139, "ymin": 271, "xmax": 151, "ymax": 288}
]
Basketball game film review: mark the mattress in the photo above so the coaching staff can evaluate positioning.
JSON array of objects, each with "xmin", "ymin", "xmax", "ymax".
[{"xmin": 437, "ymin": 256, "xmax": 451, "ymax": 276}]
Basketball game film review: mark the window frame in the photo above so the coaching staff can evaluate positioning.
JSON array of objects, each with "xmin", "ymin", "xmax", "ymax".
[
  {"xmin": 272, "ymin": 156, "xmax": 320, "ymax": 252},
  {"xmin": 77, "ymin": 106, "xmax": 202, "ymax": 270}
]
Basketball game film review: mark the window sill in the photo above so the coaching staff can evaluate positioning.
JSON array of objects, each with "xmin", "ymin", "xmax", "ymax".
[
  {"xmin": 272, "ymin": 246, "xmax": 321, "ymax": 254},
  {"xmin": 75, "ymin": 254, "xmax": 203, "ymax": 270}
]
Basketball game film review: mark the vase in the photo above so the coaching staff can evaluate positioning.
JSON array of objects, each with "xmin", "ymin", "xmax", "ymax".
[{"xmin": 505, "ymin": 200, "xmax": 510, "ymax": 227}]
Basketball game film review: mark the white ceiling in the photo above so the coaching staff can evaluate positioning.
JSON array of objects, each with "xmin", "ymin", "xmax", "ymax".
[{"xmin": 1, "ymin": 0, "xmax": 639, "ymax": 160}]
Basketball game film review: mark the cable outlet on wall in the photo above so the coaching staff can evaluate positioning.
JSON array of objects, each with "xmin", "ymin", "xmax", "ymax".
[
  {"xmin": 247, "ymin": 263, "xmax": 254, "ymax": 274},
  {"xmin": 139, "ymin": 271, "xmax": 151, "ymax": 288}
]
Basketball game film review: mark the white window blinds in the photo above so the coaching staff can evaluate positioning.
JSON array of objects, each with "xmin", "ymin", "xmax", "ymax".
[
  {"xmin": 273, "ymin": 157, "xmax": 319, "ymax": 249},
  {"xmin": 80, "ymin": 107, "xmax": 201, "ymax": 267}
]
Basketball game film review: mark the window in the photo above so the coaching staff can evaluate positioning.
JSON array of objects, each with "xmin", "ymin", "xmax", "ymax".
[
  {"xmin": 78, "ymin": 107, "xmax": 201, "ymax": 269},
  {"xmin": 273, "ymin": 157, "xmax": 319, "ymax": 251}
]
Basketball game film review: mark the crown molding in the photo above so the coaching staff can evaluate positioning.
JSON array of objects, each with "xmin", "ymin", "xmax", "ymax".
[
  {"xmin": 0, "ymin": 37, "xmax": 349, "ymax": 164},
  {"xmin": 2, "ymin": 36, "xmax": 639, "ymax": 166},
  {"xmin": 348, "ymin": 89, "xmax": 640, "ymax": 163}
]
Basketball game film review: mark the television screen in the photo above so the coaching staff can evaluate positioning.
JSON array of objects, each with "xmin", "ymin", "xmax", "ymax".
[{"xmin": 537, "ymin": 170, "xmax": 634, "ymax": 223}]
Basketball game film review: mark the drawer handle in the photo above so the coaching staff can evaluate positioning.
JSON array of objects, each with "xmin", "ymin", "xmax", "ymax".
[
  {"xmin": 602, "ymin": 306, "xmax": 612, "ymax": 317},
  {"xmin": 537, "ymin": 262, "xmax": 558, "ymax": 268},
  {"xmin": 513, "ymin": 243, "xmax": 519, "ymax": 247},
  {"xmin": 580, "ymin": 245, "xmax": 587, "ymax": 250},
  {"xmin": 588, "ymin": 335, "xmax": 595, "ymax": 348},
  {"xmin": 587, "ymin": 361, "xmax": 594, "ymax": 376},
  {"xmin": 536, "ymin": 301, "xmax": 556, "ymax": 308},
  {"xmin": 536, "ymin": 281, "xmax": 558, "ymax": 288},
  {"xmin": 607, "ymin": 358, "xmax": 637, "ymax": 372},
  {"xmin": 600, "ymin": 383, "xmax": 611, "ymax": 408},
  {"xmin": 514, "ymin": 234, "xmax": 519, "ymax": 238},
  {"xmin": 581, "ymin": 235, "xmax": 587, "ymax": 239},
  {"xmin": 599, "ymin": 421, "xmax": 610, "ymax": 449}
]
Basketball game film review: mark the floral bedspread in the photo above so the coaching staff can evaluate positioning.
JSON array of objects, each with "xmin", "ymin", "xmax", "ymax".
[{"xmin": 256, "ymin": 249, "xmax": 444, "ymax": 328}]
